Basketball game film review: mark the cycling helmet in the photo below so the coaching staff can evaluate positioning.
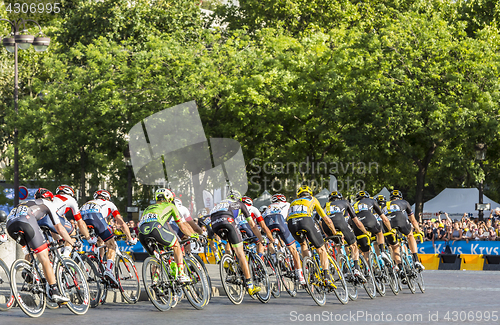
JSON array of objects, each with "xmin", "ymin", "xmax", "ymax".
[
  {"xmin": 227, "ymin": 189, "xmax": 242, "ymax": 201},
  {"xmin": 35, "ymin": 188, "xmax": 54, "ymax": 201},
  {"xmin": 297, "ymin": 185, "xmax": 313, "ymax": 198},
  {"xmin": 355, "ymin": 190, "xmax": 370, "ymax": 201},
  {"xmin": 241, "ymin": 196, "xmax": 253, "ymax": 206},
  {"xmin": 328, "ymin": 191, "xmax": 342, "ymax": 201},
  {"xmin": 56, "ymin": 184, "xmax": 75, "ymax": 197},
  {"xmin": 0, "ymin": 210, "xmax": 7, "ymax": 223},
  {"xmin": 271, "ymin": 193, "xmax": 286, "ymax": 203},
  {"xmin": 259, "ymin": 205, "xmax": 268, "ymax": 214},
  {"xmin": 390, "ymin": 189, "xmax": 403, "ymax": 200},
  {"xmin": 94, "ymin": 189, "xmax": 111, "ymax": 201},
  {"xmin": 155, "ymin": 188, "xmax": 174, "ymax": 202},
  {"xmin": 376, "ymin": 194, "xmax": 386, "ymax": 206}
]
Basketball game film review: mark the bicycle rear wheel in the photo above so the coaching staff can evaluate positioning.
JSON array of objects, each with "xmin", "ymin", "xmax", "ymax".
[
  {"xmin": 219, "ymin": 254, "xmax": 244, "ymax": 305},
  {"xmin": 249, "ymin": 254, "xmax": 271, "ymax": 303},
  {"xmin": 277, "ymin": 251, "xmax": 297, "ymax": 297},
  {"xmin": 302, "ymin": 256, "xmax": 326, "ymax": 306},
  {"xmin": 56, "ymin": 258, "xmax": 90, "ymax": 315},
  {"xmin": 76, "ymin": 254, "xmax": 101, "ymax": 308},
  {"xmin": 0, "ymin": 258, "xmax": 14, "ymax": 310},
  {"xmin": 416, "ymin": 269, "xmax": 425, "ymax": 293},
  {"xmin": 263, "ymin": 254, "xmax": 281, "ymax": 298},
  {"xmin": 369, "ymin": 252, "xmax": 386, "ymax": 297},
  {"xmin": 10, "ymin": 259, "xmax": 46, "ymax": 318},
  {"xmin": 142, "ymin": 257, "xmax": 173, "ymax": 312},
  {"xmin": 183, "ymin": 257, "xmax": 209, "ymax": 309},
  {"xmin": 337, "ymin": 254, "xmax": 357, "ymax": 301},
  {"xmin": 192, "ymin": 253, "xmax": 212, "ymax": 302},
  {"xmin": 359, "ymin": 255, "xmax": 376, "ymax": 299},
  {"xmin": 382, "ymin": 249, "xmax": 399, "ymax": 295},
  {"xmin": 328, "ymin": 257, "xmax": 349, "ymax": 305},
  {"xmin": 116, "ymin": 254, "xmax": 140, "ymax": 303},
  {"xmin": 401, "ymin": 254, "xmax": 416, "ymax": 293}
]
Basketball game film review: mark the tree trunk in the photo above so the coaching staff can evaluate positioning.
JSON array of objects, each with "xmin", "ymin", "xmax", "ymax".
[
  {"xmin": 414, "ymin": 166, "xmax": 427, "ymax": 223},
  {"xmin": 79, "ymin": 146, "xmax": 87, "ymax": 205}
]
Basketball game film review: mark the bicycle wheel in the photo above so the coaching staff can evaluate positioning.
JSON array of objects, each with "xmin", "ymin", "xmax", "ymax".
[
  {"xmin": 142, "ymin": 257, "xmax": 173, "ymax": 312},
  {"xmin": 115, "ymin": 254, "xmax": 140, "ymax": 303},
  {"xmin": 401, "ymin": 254, "xmax": 416, "ymax": 294},
  {"xmin": 277, "ymin": 252, "xmax": 297, "ymax": 297},
  {"xmin": 55, "ymin": 258, "xmax": 90, "ymax": 315},
  {"xmin": 249, "ymin": 254, "xmax": 271, "ymax": 303},
  {"xmin": 219, "ymin": 254, "xmax": 244, "ymax": 305},
  {"xmin": 263, "ymin": 255, "xmax": 281, "ymax": 298},
  {"xmin": 382, "ymin": 249, "xmax": 399, "ymax": 296},
  {"xmin": 76, "ymin": 255, "xmax": 101, "ymax": 308},
  {"xmin": 328, "ymin": 257, "xmax": 349, "ymax": 305},
  {"xmin": 183, "ymin": 257, "xmax": 209, "ymax": 310},
  {"xmin": 359, "ymin": 255, "xmax": 376, "ymax": 299},
  {"xmin": 10, "ymin": 259, "xmax": 46, "ymax": 318},
  {"xmin": 369, "ymin": 252, "xmax": 386, "ymax": 297},
  {"xmin": 416, "ymin": 268, "xmax": 425, "ymax": 293},
  {"xmin": 192, "ymin": 253, "xmax": 212, "ymax": 302},
  {"xmin": 0, "ymin": 258, "xmax": 14, "ymax": 311},
  {"xmin": 337, "ymin": 254, "xmax": 357, "ymax": 301},
  {"xmin": 302, "ymin": 256, "xmax": 326, "ymax": 306}
]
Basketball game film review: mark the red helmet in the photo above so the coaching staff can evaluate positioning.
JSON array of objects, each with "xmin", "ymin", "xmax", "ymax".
[
  {"xmin": 241, "ymin": 196, "xmax": 253, "ymax": 206},
  {"xmin": 35, "ymin": 188, "xmax": 54, "ymax": 201},
  {"xmin": 56, "ymin": 184, "xmax": 75, "ymax": 197},
  {"xmin": 271, "ymin": 193, "xmax": 286, "ymax": 203},
  {"xmin": 94, "ymin": 189, "xmax": 111, "ymax": 201}
]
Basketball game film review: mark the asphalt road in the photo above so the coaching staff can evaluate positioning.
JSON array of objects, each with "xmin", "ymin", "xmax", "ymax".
[{"xmin": 2, "ymin": 269, "xmax": 500, "ymax": 325}]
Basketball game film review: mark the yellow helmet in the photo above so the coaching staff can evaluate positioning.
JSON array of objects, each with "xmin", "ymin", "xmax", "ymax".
[{"xmin": 297, "ymin": 185, "xmax": 313, "ymax": 198}]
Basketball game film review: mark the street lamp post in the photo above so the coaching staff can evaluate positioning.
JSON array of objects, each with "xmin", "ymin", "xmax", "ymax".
[
  {"xmin": 475, "ymin": 143, "xmax": 487, "ymax": 222},
  {"xmin": 1, "ymin": 18, "xmax": 49, "ymax": 206}
]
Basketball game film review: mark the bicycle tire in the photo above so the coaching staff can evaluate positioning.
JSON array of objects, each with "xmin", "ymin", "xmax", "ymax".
[
  {"xmin": 328, "ymin": 257, "xmax": 349, "ymax": 305},
  {"xmin": 359, "ymin": 255, "xmax": 376, "ymax": 299},
  {"xmin": 416, "ymin": 268, "xmax": 425, "ymax": 293},
  {"xmin": 302, "ymin": 256, "xmax": 326, "ymax": 306},
  {"xmin": 192, "ymin": 253, "xmax": 212, "ymax": 302},
  {"xmin": 0, "ymin": 258, "xmax": 14, "ymax": 311},
  {"xmin": 369, "ymin": 252, "xmax": 386, "ymax": 297},
  {"xmin": 75, "ymin": 254, "xmax": 101, "ymax": 308},
  {"xmin": 337, "ymin": 254, "xmax": 357, "ymax": 301},
  {"xmin": 55, "ymin": 258, "xmax": 90, "ymax": 315},
  {"xmin": 10, "ymin": 259, "xmax": 46, "ymax": 318},
  {"xmin": 115, "ymin": 254, "xmax": 140, "ymax": 303},
  {"xmin": 86, "ymin": 254, "xmax": 107, "ymax": 305},
  {"xmin": 401, "ymin": 253, "xmax": 416, "ymax": 294},
  {"xmin": 142, "ymin": 257, "xmax": 173, "ymax": 311},
  {"xmin": 277, "ymin": 251, "xmax": 297, "ymax": 297},
  {"xmin": 183, "ymin": 257, "xmax": 209, "ymax": 310},
  {"xmin": 264, "ymin": 254, "xmax": 281, "ymax": 298},
  {"xmin": 249, "ymin": 254, "xmax": 271, "ymax": 303},
  {"xmin": 219, "ymin": 254, "xmax": 244, "ymax": 305}
]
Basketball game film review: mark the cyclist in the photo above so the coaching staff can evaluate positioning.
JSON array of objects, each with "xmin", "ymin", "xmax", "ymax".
[
  {"xmin": 6, "ymin": 188, "xmax": 73, "ymax": 304},
  {"xmin": 234, "ymin": 195, "xmax": 265, "ymax": 257},
  {"xmin": 287, "ymin": 185, "xmax": 337, "ymax": 288},
  {"xmin": 138, "ymin": 188, "xmax": 199, "ymax": 283},
  {"xmin": 169, "ymin": 197, "xmax": 203, "ymax": 254},
  {"xmin": 37, "ymin": 185, "xmax": 91, "ymax": 257},
  {"xmin": 262, "ymin": 193, "xmax": 305, "ymax": 284},
  {"xmin": 210, "ymin": 189, "xmax": 264, "ymax": 295},
  {"xmin": 322, "ymin": 191, "xmax": 367, "ymax": 283},
  {"xmin": 351, "ymin": 190, "xmax": 392, "ymax": 263},
  {"xmin": 197, "ymin": 208, "xmax": 221, "ymax": 263},
  {"xmin": 240, "ymin": 196, "xmax": 270, "ymax": 257},
  {"xmin": 80, "ymin": 189, "xmax": 137, "ymax": 287},
  {"xmin": 384, "ymin": 190, "xmax": 425, "ymax": 273}
]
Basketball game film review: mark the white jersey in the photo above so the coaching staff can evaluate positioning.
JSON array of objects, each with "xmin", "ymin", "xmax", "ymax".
[
  {"xmin": 80, "ymin": 199, "xmax": 120, "ymax": 220},
  {"xmin": 170, "ymin": 199, "xmax": 188, "ymax": 225},
  {"xmin": 263, "ymin": 202, "xmax": 290, "ymax": 219},
  {"xmin": 53, "ymin": 194, "xmax": 82, "ymax": 220},
  {"xmin": 9, "ymin": 199, "xmax": 61, "ymax": 225},
  {"xmin": 247, "ymin": 205, "xmax": 263, "ymax": 223}
]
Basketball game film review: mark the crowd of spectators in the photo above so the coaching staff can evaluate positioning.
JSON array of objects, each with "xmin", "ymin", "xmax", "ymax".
[{"xmin": 420, "ymin": 208, "xmax": 500, "ymax": 245}]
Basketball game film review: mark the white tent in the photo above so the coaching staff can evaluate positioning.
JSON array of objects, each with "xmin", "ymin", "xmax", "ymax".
[
  {"xmin": 412, "ymin": 188, "xmax": 500, "ymax": 219},
  {"xmin": 315, "ymin": 188, "xmax": 330, "ymax": 207},
  {"xmin": 253, "ymin": 190, "xmax": 272, "ymax": 209},
  {"xmin": 376, "ymin": 187, "xmax": 391, "ymax": 199}
]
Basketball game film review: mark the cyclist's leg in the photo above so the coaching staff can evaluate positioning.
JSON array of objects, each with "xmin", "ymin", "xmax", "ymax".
[
  {"xmin": 274, "ymin": 215, "xmax": 301, "ymax": 270},
  {"xmin": 287, "ymin": 218, "xmax": 309, "ymax": 260}
]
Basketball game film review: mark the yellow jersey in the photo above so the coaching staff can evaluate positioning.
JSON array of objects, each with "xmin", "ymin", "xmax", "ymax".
[{"xmin": 287, "ymin": 196, "xmax": 327, "ymax": 221}]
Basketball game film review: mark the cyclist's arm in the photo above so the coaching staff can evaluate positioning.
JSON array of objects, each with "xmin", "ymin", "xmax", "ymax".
[
  {"xmin": 374, "ymin": 202, "xmax": 391, "ymax": 231},
  {"xmin": 187, "ymin": 219, "xmax": 204, "ymax": 235},
  {"xmin": 76, "ymin": 218, "xmax": 90, "ymax": 239},
  {"xmin": 242, "ymin": 204, "xmax": 264, "ymax": 243},
  {"xmin": 54, "ymin": 222, "xmax": 75, "ymax": 246},
  {"xmin": 315, "ymin": 199, "xmax": 336, "ymax": 234},
  {"xmin": 114, "ymin": 213, "xmax": 133, "ymax": 241},
  {"xmin": 258, "ymin": 219, "xmax": 274, "ymax": 245}
]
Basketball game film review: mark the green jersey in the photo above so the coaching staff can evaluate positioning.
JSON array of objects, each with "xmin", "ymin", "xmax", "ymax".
[{"xmin": 138, "ymin": 201, "xmax": 182, "ymax": 228}]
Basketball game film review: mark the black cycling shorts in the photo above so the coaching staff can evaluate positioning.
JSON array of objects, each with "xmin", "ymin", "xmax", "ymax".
[
  {"xmin": 350, "ymin": 214, "xmax": 381, "ymax": 253},
  {"xmin": 211, "ymin": 213, "xmax": 243, "ymax": 246},
  {"xmin": 287, "ymin": 217, "xmax": 324, "ymax": 249},
  {"xmin": 139, "ymin": 221, "xmax": 177, "ymax": 256},
  {"xmin": 7, "ymin": 215, "xmax": 48, "ymax": 254},
  {"xmin": 379, "ymin": 219, "xmax": 398, "ymax": 246},
  {"xmin": 322, "ymin": 217, "xmax": 356, "ymax": 246},
  {"xmin": 387, "ymin": 212, "xmax": 413, "ymax": 244}
]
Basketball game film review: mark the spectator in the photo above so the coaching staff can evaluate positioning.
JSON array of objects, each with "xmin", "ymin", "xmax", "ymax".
[
  {"xmin": 475, "ymin": 227, "xmax": 488, "ymax": 241},
  {"xmin": 436, "ymin": 223, "xmax": 447, "ymax": 241},
  {"xmin": 128, "ymin": 220, "xmax": 138, "ymax": 238},
  {"xmin": 488, "ymin": 228, "xmax": 497, "ymax": 241},
  {"xmin": 489, "ymin": 207, "xmax": 500, "ymax": 221},
  {"xmin": 450, "ymin": 222, "xmax": 463, "ymax": 244}
]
